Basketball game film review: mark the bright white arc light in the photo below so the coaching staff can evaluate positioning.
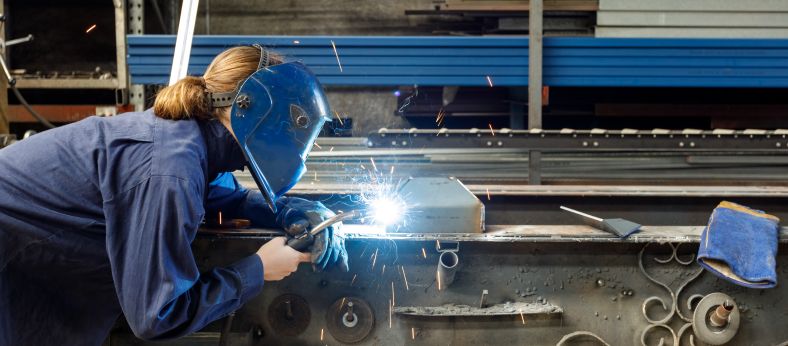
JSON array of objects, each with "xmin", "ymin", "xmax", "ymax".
[{"xmin": 369, "ymin": 197, "xmax": 404, "ymax": 226}]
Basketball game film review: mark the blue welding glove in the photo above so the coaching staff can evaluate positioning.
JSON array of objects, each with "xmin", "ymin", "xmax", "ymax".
[{"xmin": 275, "ymin": 197, "xmax": 349, "ymax": 272}]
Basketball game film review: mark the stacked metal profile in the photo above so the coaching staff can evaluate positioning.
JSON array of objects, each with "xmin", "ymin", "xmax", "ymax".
[
  {"xmin": 435, "ymin": 0, "xmax": 598, "ymax": 11},
  {"xmin": 128, "ymin": 35, "xmax": 788, "ymax": 87},
  {"xmin": 597, "ymin": 0, "xmax": 788, "ymax": 38}
]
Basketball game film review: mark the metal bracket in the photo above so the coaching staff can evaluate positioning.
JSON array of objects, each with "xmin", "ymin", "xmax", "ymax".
[{"xmin": 436, "ymin": 240, "xmax": 459, "ymax": 253}]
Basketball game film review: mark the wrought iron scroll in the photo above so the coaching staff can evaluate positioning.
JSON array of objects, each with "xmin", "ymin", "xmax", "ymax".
[{"xmin": 638, "ymin": 242, "xmax": 704, "ymax": 346}]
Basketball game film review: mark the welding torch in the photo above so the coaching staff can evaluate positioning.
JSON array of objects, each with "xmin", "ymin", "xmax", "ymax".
[{"xmin": 286, "ymin": 209, "xmax": 365, "ymax": 251}]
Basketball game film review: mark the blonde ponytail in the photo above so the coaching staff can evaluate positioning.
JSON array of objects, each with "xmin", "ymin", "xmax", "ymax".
[
  {"xmin": 153, "ymin": 76, "xmax": 211, "ymax": 120},
  {"xmin": 152, "ymin": 46, "xmax": 283, "ymax": 121}
]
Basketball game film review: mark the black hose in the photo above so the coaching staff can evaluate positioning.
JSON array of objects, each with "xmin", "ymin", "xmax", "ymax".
[
  {"xmin": 218, "ymin": 311, "xmax": 236, "ymax": 346},
  {"xmin": 11, "ymin": 85, "xmax": 55, "ymax": 129}
]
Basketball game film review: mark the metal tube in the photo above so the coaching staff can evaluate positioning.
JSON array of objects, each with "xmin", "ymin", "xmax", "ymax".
[
  {"xmin": 169, "ymin": 0, "xmax": 200, "ymax": 85},
  {"xmin": 437, "ymin": 251, "xmax": 459, "ymax": 290},
  {"xmin": 709, "ymin": 300, "xmax": 734, "ymax": 327}
]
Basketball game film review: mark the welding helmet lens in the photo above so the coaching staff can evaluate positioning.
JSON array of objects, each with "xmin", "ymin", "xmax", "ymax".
[{"xmin": 219, "ymin": 61, "xmax": 329, "ymax": 212}]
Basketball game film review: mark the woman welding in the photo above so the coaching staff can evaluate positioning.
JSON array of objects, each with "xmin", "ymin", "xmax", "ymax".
[{"xmin": 0, "ymin": 45, "xmax": 348, "ymax": 344}]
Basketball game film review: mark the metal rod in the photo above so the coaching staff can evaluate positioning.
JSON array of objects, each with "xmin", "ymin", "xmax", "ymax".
[
  {"xmin": 710, "ymin": 300, "xmax": 734, "ymax": 327},
  {"xmin": 4, "ymin": 34, "xmax": 32, "ymax": 48},
  {"xmin": 528, "ymin": 0, "xmax": 543, "ymax": 129},
  {"xmin": 560, "ymin": 206, "xmax": 603, "ymax": 222},
  {"xmin": 345, "ymin": 302, "xmax": 355, "ymax": 322},
  {"xmin": 169, "ymin": 0, "xmax": 200, "ymax": 85},
  {"xmin": 0, "ymin": 54, "xmax": 14, "ymax": 85},
  {"xmin": 529, "ymin": 150, "xmax": 542, "ymax": 185},
  {"xmin": 204, "ymin": 0, "xmax": 210, "ymax": 34}
]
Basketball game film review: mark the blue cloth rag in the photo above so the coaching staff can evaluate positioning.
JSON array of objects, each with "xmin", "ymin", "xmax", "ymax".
[{"xmin": 698, "ymin": 201, "xmax": 780, "ymax": 289}]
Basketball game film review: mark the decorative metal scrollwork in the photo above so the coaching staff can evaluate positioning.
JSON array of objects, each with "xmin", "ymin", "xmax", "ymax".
[
  {"xmin": 556, "ymin": 331, "xmax": 611, "ymax": 346},
  {"xmin": 638, "ymin": 242, "xmax": 704, "ymax": 346}
]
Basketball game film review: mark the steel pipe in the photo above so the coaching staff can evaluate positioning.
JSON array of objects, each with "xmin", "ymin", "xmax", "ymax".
[{"xmin": 436, "ymin": 251, "xmax": 459, "ymax": 290}]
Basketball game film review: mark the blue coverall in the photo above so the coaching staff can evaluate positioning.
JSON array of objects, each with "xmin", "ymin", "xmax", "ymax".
[{"xmin": 0, "ymin": 110, "xmax": 277, "ymax": 345}]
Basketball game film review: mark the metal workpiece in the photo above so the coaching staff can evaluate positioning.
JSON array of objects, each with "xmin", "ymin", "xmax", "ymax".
[
  {"xmin": 171, "ymin": 239, "xmax": 788, "ymax": 345},
  {"xmin": 367, "ymin": 128, "xmax": 788, "ymax": 151},
  {"xmin": 200, "ymin": 224, "xmax": 788, "ymax": 244},
  {"xmin": 390, "ymin": 177, "xmax": 484, "ymax": 234},
  {"xmin": 394, "ymin": 301, "xmax": 562, "ymax": 317}
]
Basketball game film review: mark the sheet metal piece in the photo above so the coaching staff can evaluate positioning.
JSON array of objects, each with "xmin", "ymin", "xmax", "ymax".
[{"xmin": 368, "ymin": 128, "xmax": 788, "ymax": 151}]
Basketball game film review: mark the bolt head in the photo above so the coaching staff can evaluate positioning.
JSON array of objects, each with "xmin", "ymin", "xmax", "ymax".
[{"xmin": 236, "ymin": 94, "xmax": 251, "ymax": 109}]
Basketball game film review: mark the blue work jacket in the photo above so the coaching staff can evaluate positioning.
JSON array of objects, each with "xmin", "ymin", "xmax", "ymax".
[{"xmin": 0, "ymin": 110, "xmax": 277, "ymax": 345}]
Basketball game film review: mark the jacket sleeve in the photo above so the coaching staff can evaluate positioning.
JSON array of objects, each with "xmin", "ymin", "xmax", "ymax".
[
  {"xmin": 205, "ymin": 172, "xmax": 278, "ymax": 228},
  {"xmin": 104, "ymin": 175, "xmax": 264, "ymax": 340}
]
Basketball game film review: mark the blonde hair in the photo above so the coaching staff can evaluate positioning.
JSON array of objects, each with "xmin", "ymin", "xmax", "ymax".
[{"xmin": 153, "ymin": 46, "xmax": 282, "ymax": 120}]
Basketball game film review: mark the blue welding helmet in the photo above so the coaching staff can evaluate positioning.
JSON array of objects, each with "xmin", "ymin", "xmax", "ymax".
[{"xmin": 210, "ymin": 59, "xmax": 330, "ymax": 212}]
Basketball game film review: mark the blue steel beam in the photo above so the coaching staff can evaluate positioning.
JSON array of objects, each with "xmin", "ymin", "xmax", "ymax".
[{"xmin": 127, "ymin": 35, "xmax": 788, "ymax": 87}]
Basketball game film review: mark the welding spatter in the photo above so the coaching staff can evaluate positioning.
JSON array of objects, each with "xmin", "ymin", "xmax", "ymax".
[{"xmin": 286, "ymin": 209, "xmax": 365, "ymax": 251}]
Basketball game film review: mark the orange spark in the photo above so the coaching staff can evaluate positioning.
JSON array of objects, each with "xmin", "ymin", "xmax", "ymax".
[
  {"xmin": 435, "ymin": 107, "xmax": 446, "ymax": 127},
  {"xmin": 313, "ymin": 142, "xmax": 322, "ymax": 149},
  {"xmin": 320, "ymin": 328, "xmax": 324, "ymax": 341},
  {"xmin": 520, "ymin": 312, "xmax": 526, "ymax": 325},
  {"xmin": 85, "ymin": 24, "xmax": 97, "ymax": 33},
  {"xmin": 333, "ymin": 110, "xmax": 344, "ymax": 126},
  {"xmin": 486, "ymin": 75, "xmax": 494, "ymax": 87},
  {"xmin": 218, "ymin": 211, "xmax": 222, "ymax": 225},
  {"xmin": 486, "ymin": 188, "xmax": 491, "ymax": 201},
  {"xmin": 330, "ymin": 40, "xmax": 343, "ymax": 72},
  {"xmin": 437, "ymin": 270, "xmax": 442, "ymax": 291},
  {"xmin": 489, "ymin": 123, "xmax": 496, "ymax": 136},
  {"xmin": 412, "ymin": 327, "xmax": 416, "ymax": 340}
]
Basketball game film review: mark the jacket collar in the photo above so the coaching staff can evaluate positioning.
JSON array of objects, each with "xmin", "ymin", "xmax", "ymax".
[{"xmin": 197, "ymin": 119, "xmax": 246, "ymax": 180}]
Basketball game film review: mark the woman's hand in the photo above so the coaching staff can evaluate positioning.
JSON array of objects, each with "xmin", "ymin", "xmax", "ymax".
[
  {"xmin": 256, "ymin": 237, "xmax": 311, "ymax": 281},
  {"xmin": 275, "ymin": 197, "xmax": 350, "ymax": 272}
]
